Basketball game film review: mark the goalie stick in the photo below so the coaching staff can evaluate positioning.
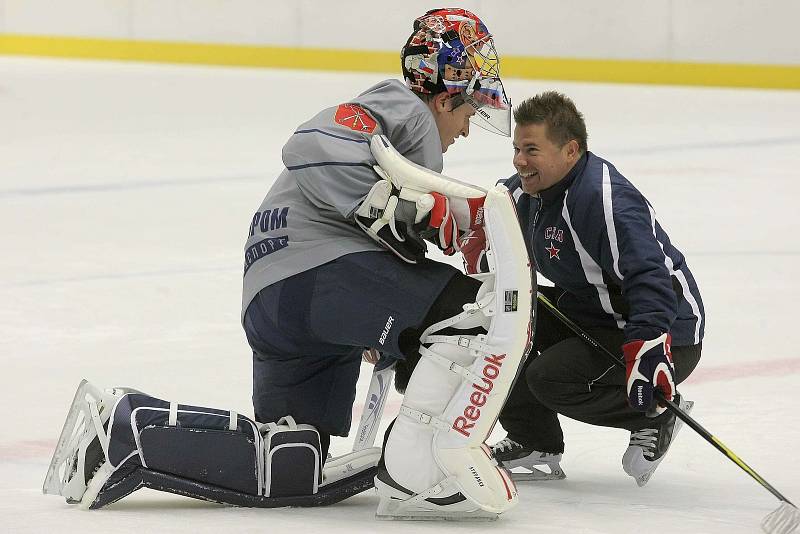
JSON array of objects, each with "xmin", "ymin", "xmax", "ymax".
[{"xmin": 536, "ymin": 291, "xmax": 799, "ymax": 534}]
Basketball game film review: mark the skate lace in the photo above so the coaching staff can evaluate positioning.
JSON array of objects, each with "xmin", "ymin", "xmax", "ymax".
[
  {"xmin": 629, "ymin": 428, "xmax": 659, "ymax": 458},
  {"xmin": 492, "ymin": 437, "xmax": 521, "ymax": 454}
]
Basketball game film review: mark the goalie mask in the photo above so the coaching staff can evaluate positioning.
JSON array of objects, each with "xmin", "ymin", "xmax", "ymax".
[{"xmin": 402, "ymin": 8, "xmax": 512, "ymax": 137}]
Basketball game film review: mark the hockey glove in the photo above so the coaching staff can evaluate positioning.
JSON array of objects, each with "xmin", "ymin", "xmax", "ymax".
[
  {"xmin": 623, "ymin": 333, "xmax": 676, "ymax": 415},
  {"xmin": 419, "ymin": 192, "xmax": 460, "ymax": 254},
  {"xmin": 355, "ymin": 179, "xmax": 428, "ymax": 264},
  {"xmin": 419, "ymin": 193, "xmax": 486, "ymax": 257},
  {"xmin": 458, "ymin": 227, "xmax": 489, "ymax": 274}
]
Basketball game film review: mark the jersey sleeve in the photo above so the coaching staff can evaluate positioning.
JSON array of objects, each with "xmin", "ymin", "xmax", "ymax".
[
  {"xmin": 611, "ymin": 186, "xmax": 678, "ymax": 341},
  {"xmin": 281, "ymin": 129, "xmax": 379, "ymax": 220},
  {"xmin": 281, "ymin": 108, "xmax": 440, "ymax": 221},
  {"xmin": 570, "ymin": 181, "xmax": 678, "ymax": 342}
]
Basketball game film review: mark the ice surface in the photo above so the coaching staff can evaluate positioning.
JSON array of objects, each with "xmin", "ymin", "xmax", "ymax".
[{"xmin": 1, "ymin": 57, "xmax": 799, "ymax": 533}]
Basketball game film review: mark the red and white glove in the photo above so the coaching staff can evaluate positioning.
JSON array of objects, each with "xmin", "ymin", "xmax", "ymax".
[
  {"xmin": 457, "ymin": 196, "xmax": 488, "ymax": 273},
  {"xmin": 418, "ymin": 193, "xmax": 486, "ymax": 259},
  {"xmin": 623, "ymin": 333, "xmax": 676, "ymax": 415},
  {"xmin": 458, "ymin": 227, "xmax": 489, "ymax": 274},
  {"xmin": 424, "ymin": 192, "xmax": 460, "ymax": 255}
]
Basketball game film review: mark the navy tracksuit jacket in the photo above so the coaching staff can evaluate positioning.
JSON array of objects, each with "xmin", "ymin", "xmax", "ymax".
[{"xmin": 502, "ymin": 152, "xmax": 704, "ymax": 347}]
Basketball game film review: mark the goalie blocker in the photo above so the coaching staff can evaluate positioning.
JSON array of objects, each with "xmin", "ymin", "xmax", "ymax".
[
  {"xmin": 366, "ymin": 135, "xmax": 534, "ymax": 520},
  {"xmin": 43, "ymin": 381, "xmax": 379, "ymax": 509}
]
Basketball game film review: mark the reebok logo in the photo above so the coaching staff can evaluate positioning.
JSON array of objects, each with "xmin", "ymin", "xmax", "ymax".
[
  {"xmin": 637, "ymin": 385, "xmax": 644, "ymax": 405},
  {"xmin": 473, "ymin": 206, "xmax": 484, "ymax": 226},
  {"xmin": 378, "ymin": 315, "xmax": 394, "ymax": 346},
  {"xmin": 452, "ymin": 353, "xmax": 506, "ymax": 437}
]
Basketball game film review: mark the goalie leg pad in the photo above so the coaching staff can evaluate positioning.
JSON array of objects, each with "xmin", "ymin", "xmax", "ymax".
[
  {"xmin": 43, "ymin": 382, "xmax": 378, "ymax": 509},
  {"xmin": 380, "ymin": 186, "xmax": 534, "ymax": 519}
]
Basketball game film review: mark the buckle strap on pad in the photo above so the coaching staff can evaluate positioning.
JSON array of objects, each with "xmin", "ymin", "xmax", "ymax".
[
  {"xmin": 398, "ymin": 405, "xmax": 452, "ymax": 432},
  {"xmin": 419, "ymin": 345, "xmax": 484, "ymax": 385}
]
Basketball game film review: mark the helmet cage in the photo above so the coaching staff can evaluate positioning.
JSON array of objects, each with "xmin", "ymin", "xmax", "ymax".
[{"xmin": 402, "ymin": 8, "xmax": 512, "ymax": 137}]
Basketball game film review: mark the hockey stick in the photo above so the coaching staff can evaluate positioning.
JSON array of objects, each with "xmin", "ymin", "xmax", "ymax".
[
  {"xmin": 536, "ymin": 292, "xmax": 799, "ymax": 534},
  {"xmin": 352, "ymin": 361, "xmax": 395, "ymax": 452}
]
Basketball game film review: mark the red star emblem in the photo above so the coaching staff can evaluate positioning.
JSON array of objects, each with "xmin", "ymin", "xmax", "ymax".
[{"xmin": 545, "ymin": 242, "xmax": 560, "ymax": 259}]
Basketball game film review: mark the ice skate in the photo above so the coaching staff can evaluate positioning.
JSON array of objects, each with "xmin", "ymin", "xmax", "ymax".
[
  {"xmin": 374, "ymin": 468, "xmax": 499, "ymax": 521},
  {"xmin": 622, "ymin": 395, "xmax": 694, "ymax": 487},
  {"xmin": 42, "ymin": 380, "xmax": 136, "ymax": 507},
  {"xmin": 491, "ymin": 437, "xmax": 565, "ymax": 481}
]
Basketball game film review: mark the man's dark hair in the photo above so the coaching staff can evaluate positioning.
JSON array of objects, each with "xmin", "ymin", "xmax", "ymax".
[{"xmin": 514, "ymin": 91, "xmax": 588, "ymax": 153}]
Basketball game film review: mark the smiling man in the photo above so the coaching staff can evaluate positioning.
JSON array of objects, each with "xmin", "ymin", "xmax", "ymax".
[{"xmin": 489, "ymin": 92, "xmax": 705, "ymax": 487}]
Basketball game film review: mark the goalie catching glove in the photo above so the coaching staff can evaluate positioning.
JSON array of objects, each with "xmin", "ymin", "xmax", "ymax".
[{"xmin": 623, "ymin": 333, "xmax": 676, "ymax": 415}]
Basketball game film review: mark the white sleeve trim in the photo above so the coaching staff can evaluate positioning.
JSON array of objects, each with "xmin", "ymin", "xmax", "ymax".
[
  {"xmin": 602, "ymin": 164, "xmax": 623, "ymax": 280},
  {"xmin": 646, "ymin": 205, "xmax": 703, "ymax": 344},
  {"xmin": 562, "ymin": 191, "xmax": 626, "ymax": 329}
]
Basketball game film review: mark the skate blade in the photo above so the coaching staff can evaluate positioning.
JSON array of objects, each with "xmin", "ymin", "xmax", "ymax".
[
  {"xmin": 43, "ymin": 379, "xmax": 96, "ymax": 496},
  {"xmin": 509, "ymin": 465, "xmax": 566, "ymax": 482},
  {"xmin": 376, "ymin": 500, "xmax": 498, "ymax": 521}
]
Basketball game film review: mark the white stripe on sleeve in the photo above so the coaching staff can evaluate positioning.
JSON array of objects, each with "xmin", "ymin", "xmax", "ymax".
[
  {"xmin": 602, "ymin": 164, "xmax": 623, "ymax": 280},
  {"xmin": 646, "ymin": 205, "xmax": 703, "ymax": 344},
  {"xmin": 562, "ymin": 191, "xmax": 626, "ymax": 329}
]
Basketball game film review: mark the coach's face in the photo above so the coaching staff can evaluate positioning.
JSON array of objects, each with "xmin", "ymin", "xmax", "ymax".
[{"xmin": 513, "ymin": 122, "xmax": 580, "ymax": 195}]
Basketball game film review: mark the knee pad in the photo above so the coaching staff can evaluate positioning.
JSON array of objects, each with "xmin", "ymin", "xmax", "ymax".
[{"xmin": 382, "ymin": 186, "xmax": 534, "ymax": 516}]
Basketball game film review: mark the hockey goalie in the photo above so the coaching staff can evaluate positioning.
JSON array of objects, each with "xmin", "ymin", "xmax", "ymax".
[{"xmin": 43, "ymin": 135, "xmax": 533, "ymax": 520}]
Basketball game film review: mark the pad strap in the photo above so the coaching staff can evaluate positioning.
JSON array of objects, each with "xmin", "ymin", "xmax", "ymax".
[
  {"xmin": 424, "ymin": 334, "xmax": 497, "ymax": 356},
  {"xmin": 420, "ymin": 292, "xmax": 496, "ymax": 340},
  {"xmin": 419, "ymin": 345, "xmax": 484, "ymax": 385},
  {"xmin": 398, "ymin": 405, "xmax": 452, "ymax": 432}
]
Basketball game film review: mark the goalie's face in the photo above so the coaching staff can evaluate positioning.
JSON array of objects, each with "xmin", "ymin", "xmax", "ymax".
[
  {"xmin": 428, "ymin": 92, "xmax": 476, "ymax": 153},
  {"xmin": 513, "ymin": 122, "xmax": 581, "ymax": 195}
]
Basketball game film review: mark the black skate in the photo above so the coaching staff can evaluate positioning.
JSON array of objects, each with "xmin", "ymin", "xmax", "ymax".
[
  {"xmin": 490, "ymin": 437, "xmax": 565, "ymax": 481},
  {"xmin": 622, "ymin": 395, "xmax": 694, "ymax": 487}
]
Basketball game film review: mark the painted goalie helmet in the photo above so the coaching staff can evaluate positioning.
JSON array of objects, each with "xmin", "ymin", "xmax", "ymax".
[{"xmin": 402, "ymin": 7, "xmax": 511, "ymax": 137}]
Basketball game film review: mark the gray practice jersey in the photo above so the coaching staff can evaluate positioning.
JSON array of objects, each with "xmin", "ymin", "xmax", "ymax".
[{"xmin": 242, "ymin": 79, "xmax": 443, "ymax": 317}]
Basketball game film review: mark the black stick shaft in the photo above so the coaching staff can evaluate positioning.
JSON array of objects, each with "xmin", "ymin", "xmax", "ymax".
[{"xmin": 536, "ymin": 292, "xmax": 794, "ymax": 506}]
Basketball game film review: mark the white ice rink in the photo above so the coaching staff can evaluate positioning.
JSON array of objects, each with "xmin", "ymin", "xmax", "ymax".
[{"xmin": 1, "ymin": 56, "xmax": 799, "ymax": 533}]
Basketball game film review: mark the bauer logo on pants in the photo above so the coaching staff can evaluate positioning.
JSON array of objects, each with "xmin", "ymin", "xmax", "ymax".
[{"xmin": 504, "ymin": 290, "xmax": 518, "ymax": 312}]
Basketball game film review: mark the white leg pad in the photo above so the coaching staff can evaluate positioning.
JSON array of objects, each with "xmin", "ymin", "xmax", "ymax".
[{"xmin": 382, "ymin": 186, "xmax": 533, "ymax": 516}]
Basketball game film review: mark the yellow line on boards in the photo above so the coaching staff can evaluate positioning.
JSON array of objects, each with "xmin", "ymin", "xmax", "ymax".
[
  {"xmin": 0, "ymin": 34, "xmax": 397, "ymax": 73},
  {"xmin": 503, "ymin": 55, "xmax": 800, "ymax": 91},
  {"xmin": 1, "ymin": 34, "xmax": 799, "ymax": 90}
]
